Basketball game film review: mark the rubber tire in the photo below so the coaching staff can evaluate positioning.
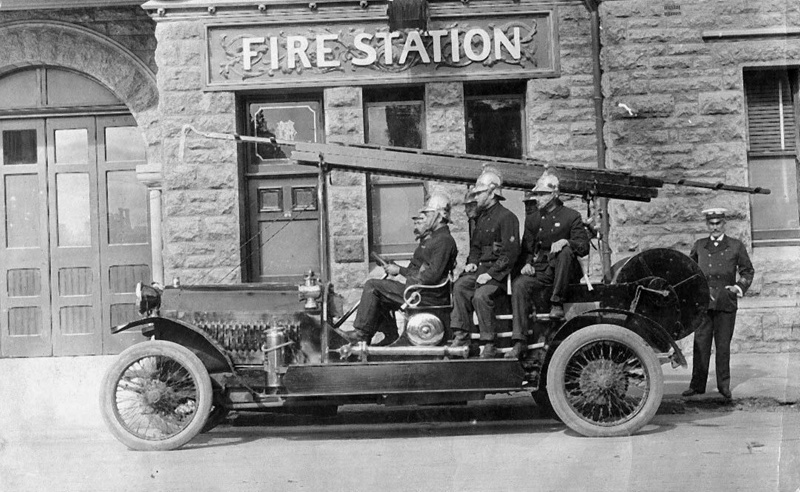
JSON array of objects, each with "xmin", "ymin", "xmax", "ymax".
[
  {"xmin": 100, "ymin": 340, "xmax": 213, "ymax": 451},
  {"xmin": 546, "ymin": 324, "xmax": 664, "ymax": 437}
]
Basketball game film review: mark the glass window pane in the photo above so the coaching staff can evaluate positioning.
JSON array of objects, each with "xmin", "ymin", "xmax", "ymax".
[
  {"xmin": 370, "ymin": 182, "xmax": 425, "ymax": 255},
  {"xmin": 367, "ymin": 103, "xmax": 423, "ymax": 148},
  {"xmin": 250, "ymin": 102, "xmax": 320, "ymax": 160},
  {"xmin": 0, "ymin": 70, "xmax": 41, "ymax": 110},
  {"xmin": 105, "ymin": 126, "xmax": 146, "ymax": 162},
  {"xmin": 366, "ymin": 101, "xmax": 425, "ymax": 259},
  {"xmin": 107, "ymin": 171, "xmax": 149, "ymax": 244},
  {"xmin": 466, "ymin": 97, "xmax": 523, "ymax": 159},
  {"xmin": 55, "ymin": 128, "xmax": 88, "ymax": 164},
  {"xmin": 56, "ymin": 173, "xmax": 91, "ymax": 247},
  {"xmin": 749, "ymin": 156, "xmax": 800, "ymax": 231},
  {"xmin": 3, "ymin": 130, "xmax": 38, "ymax": 165},
  {"xmin": 46, "ymin": 69, "xmax": 120, "ymax": 107},
  {"xmin": 5, "ymin": 174, "xmax": 40, "ymax": 248}
]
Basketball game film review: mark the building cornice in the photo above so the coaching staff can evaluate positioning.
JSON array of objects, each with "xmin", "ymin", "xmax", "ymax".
[
  {"xmin": 141, "ymin": 0, "xmax": 584, "ymax": 20},
  {"xmin": 0, "ymin": 0, "xmax": 142, "ymax": 11}
]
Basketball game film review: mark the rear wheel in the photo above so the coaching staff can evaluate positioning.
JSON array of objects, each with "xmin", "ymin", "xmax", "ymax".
[
  {"xmin": 100, "ymin": 341, "xmax": 213, "ymax": 451},
  {"xmin": 546, "ymin": 324, "xmax": 663, "ymax": 437}
]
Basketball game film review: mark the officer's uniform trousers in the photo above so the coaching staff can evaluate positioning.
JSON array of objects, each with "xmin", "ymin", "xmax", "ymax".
[
  {"xmin": 688, "ymin": 235, "xmax": 754, "ymax": 394},
  {"xmin": 354, "ymin": 226, "xmax": 457, "ymax": 340},
  {"xmin": 451, "ymin": 202, "xmax": 519, "ymax": 341},
  {"xmin": 510, "ymin": 201, "xmax": 589, "ymax": 341}
]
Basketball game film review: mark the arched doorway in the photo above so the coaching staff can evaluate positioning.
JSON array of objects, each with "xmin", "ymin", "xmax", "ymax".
[{"xmin": 0, "ymin": 67, "xmax": 151, "ymax": 357}]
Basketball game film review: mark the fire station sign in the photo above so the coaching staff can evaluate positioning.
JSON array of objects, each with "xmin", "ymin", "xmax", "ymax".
[{"xmin": 204, "ymin": 10, "xmax": 558, "ymax": 90}]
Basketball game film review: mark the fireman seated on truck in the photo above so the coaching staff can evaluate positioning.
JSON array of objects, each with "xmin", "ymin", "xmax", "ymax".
[
  {"xmin": 449, "ymin": 168, "xmax": 520, "ymax": 359},
  {"xmin": 344, "ymin": 193, "xmax": 458, "ymax": 346},
  {"xmin": 507, "ymin": 171, "xmax": 590, "ymax": 360}
]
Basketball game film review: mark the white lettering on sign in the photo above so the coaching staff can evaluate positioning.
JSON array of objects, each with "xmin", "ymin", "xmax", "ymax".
[
  {"xmin": 243, "ymin": 37, "xmax": 265, "ymax": 70},
  {"xmin": 239, "ymin": 26, "xmax": 524, "ymax": 72},
  {"xmin": 286, "ymin": 35, "xmax": 311, "ymax": 69},
  {"xmin": 316, "ymin": 33, "xmax": 341, "ymax": 68},
  {"xmin": 352, "ymin": 33, "xmax": 377, "ymax": 66}
]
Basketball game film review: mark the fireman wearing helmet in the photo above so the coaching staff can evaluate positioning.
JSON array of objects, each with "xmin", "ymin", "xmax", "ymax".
[
  {"xmin": 507, "ymin": 171, "xmax": 589, "ymax": 359},
  {"xmin": 346, "ymin": 193, "xmax": 458, "ymax": 345},
  {"xmin": 450, "ymin": 167, "xmax": 520, "ymax": 358}
]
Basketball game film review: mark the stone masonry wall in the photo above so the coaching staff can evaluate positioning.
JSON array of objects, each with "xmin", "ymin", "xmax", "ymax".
[
  {"xmin": 527, "ymin": 5, "xmax": 601, "ymax": 275},
  {"xmin": 600, "ymin": 0, "xmax": 800, "ymax": 352},
  {"xmin": 155, "ymin": 20, "xmax": 240, "ymax": 284},
  {"xmin": 0, "ymin": 7, "xmax": 156, "ymax": 73},
  {"xmin": 426, "ymin": 82, "xmax": 470, "ymax": 270},
  {"xmin": 325, "ymin": 87, "xmax": 368, "ymax": 291}
]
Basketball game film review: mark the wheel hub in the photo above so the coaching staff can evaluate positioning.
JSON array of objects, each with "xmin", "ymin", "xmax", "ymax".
[
  {"xmin": 579, "ymin": 359, "xmax": 626, "ymax": 402},
  {"xmin": 143, "ymin": 380, "xmax": 168, "ymax": 405}
]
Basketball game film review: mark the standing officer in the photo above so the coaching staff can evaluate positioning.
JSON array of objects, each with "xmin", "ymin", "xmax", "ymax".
[
  {"xmin": 682, "ymin": 208, "xmax": 754, "ymax": 400},
  {"xmin": 450, "ymin": 167, "xmax": 520, "ymax": 358},
  {"xmin": 507, "ymin": 172, "xmax": 589, "ymax": 359},
  {"xmin": 346, "ymin": 193, "xmax": 458, "ymax": 345}
]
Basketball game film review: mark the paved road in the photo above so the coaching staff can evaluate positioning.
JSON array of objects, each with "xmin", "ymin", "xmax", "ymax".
[{"xmin": 2, "ymin": 397, "xmax": 798, "ymax": 492}]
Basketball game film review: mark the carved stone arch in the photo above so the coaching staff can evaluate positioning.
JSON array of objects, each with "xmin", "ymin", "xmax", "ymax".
[
  {"xmin": 0, "ymin": 20, "xmax": 166, "ymax": 283},
  {"xmin": 0, "ymin": 20, "xmax": 161, "ymax": 166}
]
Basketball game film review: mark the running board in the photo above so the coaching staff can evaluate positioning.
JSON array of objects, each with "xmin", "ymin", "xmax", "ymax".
[{"xmin": 282, "ymin": 359, "xmax": 526, "ymax": 396}]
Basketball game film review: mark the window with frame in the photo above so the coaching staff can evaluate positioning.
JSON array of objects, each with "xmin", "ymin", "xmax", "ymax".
[
  {"xmin": 464, "ymin": 82, "xmax": 526, "ymax": 220},
  {"xmin": 365, "ymin": 86, "xmax": 426, "ymax": 261},
  {"xmin": 744, "ymin": 69, "xmax": 800, "ymax": 245},
  {"xmin": 465, "ymin": 82, "xmax": 525, "ymax": 159},
  {"xmin": 243, "ymin": 96, "xmax": 324, "ymax": 282}
]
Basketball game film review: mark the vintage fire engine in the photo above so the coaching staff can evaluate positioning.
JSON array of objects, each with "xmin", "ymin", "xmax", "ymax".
[{"xmin": 99, "ymin": 135, "xmax": 769, "ymax": 451}]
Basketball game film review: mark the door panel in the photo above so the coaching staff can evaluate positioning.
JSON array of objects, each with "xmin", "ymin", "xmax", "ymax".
[
  {"xmin": 0, "ymin": 120, "xmax": 52, "ymax": 357},
  {"xmin": 47, "ymin": 117, "xmax": 103, "ymax": 356},
  {"xmin": 248, "ymin": 176, "xmax": 319, "ymax": 282},
  {"xmin": 246, "ymin": 100, "xmax": 323, "ymax": 283},
  {"xmin": 97, "ymin": 115, "xmax": 150, "ymax": 354}
]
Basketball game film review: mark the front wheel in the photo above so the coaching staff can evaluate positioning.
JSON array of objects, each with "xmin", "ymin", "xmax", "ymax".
[
  {"xmin": 546, "ymin": 324, "xmax": 663, "ymax": 437},
  {"xmin": 100, "ymin": 340, "xmax": 213, "ymax": 451}
]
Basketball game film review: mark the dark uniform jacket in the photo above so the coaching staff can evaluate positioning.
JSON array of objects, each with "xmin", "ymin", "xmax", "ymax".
[
  {"xmin": 467, "ymin": 202, "xmax": 520, "ymax": 284},
  {"xmin": 690, "ymin": 235, "xmax": 754, "ymax": 312},
  {"xmin": 522, "ymin": 199, "xmax": 590, "ymax": 273},
  {"xmin": 399, "ymin": 225, "xmax": 458, "ymax": 304}
]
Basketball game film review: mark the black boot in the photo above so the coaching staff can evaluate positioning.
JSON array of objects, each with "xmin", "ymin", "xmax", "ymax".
[
  {"xmin": 375, "ymin": 329, "xmax": 399, "ymax": 346},
  {"xmin": 549, "ymin": 303, "xmax": 565, "ymax": 319},
  {"xmin": 342, "ymin": 328, "xmax": 371, "ymax": 344},
  {"xmin": 450, "ymin": 330, "xmax": 471, "ymax": 347},
  {"xmin": 480, "ymin": 342, "xmax": 499, "ymax": 359},
  {"xmin": 505, "ymin": 341, "xmax": 527, "ymax": 360}
]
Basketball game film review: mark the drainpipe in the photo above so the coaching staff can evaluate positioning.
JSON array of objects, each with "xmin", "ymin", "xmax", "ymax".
[{"xmin": 586, "ymin": 1, "xmax": 613, "ymax": 281}]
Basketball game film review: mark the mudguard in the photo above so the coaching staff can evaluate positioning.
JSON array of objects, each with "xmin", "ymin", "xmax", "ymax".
[
  {"xmin": 550, "ymin": 308, "xmax": 685, "ymax": 364},
  {"xmin": 536, "ymin": 307, "xmax": 686, "ymax": 393},
  {"xmin": 111, "ymin": 317, "xmax": 235, "ymax": 374}
]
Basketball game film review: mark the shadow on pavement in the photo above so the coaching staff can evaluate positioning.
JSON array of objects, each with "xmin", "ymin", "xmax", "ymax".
[{"xmin": 186, "ymin": 402, "xmax": 568, "ymax": 449}]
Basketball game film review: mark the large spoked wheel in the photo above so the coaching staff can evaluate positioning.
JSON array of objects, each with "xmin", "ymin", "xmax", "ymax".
[
  {"xmin": 546, "ymin": 324, "xmax": 663, "ymax": 437},
  {"xmin": 100, "ymin": 341, "xmax": 213, "ymax": 451}
]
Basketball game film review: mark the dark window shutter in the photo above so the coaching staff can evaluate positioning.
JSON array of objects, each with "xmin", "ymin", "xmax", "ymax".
[{"xmin": 745, "ymin": 70, "xmax": 797, "ymax": 154}]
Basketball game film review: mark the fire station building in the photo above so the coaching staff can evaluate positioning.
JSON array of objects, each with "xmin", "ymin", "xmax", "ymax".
[{"xmin": 0, "ymin": 0, "xmax": 798, "ymax": 357}]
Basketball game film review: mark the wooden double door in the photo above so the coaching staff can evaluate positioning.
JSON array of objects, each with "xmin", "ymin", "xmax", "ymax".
[{"xmin": 0, "ymin": 115, "xmax": 150, "ymax": 357}]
